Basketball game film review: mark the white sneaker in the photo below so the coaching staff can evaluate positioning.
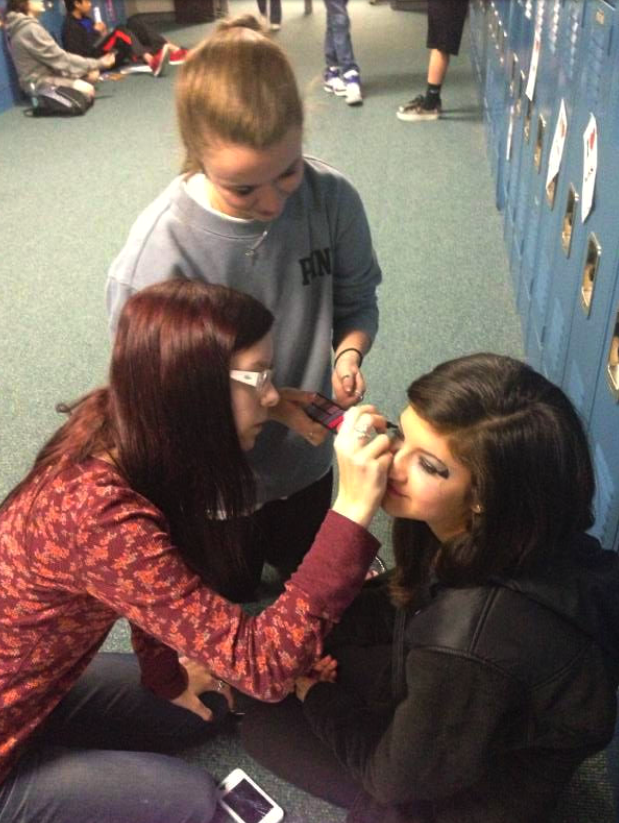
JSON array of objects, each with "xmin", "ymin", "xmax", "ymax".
[
  {"xmin": 323, "ymin": 67, "xmax": 347, "ymax": 96},
  {"xmin": 270, "ymin": 22, "xmax": 281, "ymax": 30},
  {"xmin": 343, "ymin": 70, "xmax": 363, "ymax": 106}
]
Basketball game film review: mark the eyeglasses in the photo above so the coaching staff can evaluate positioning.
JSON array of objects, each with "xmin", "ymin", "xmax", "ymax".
[{"xmin": 229, "ymin": 368, "xmax": 274, "ymax": 393}]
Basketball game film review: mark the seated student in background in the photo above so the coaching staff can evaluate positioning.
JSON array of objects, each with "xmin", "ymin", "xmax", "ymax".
[
  {"xmin": 62, "ymin": 0, "xmax": 187, "ymax": 76},
  {"xmin": 0, "ymin": 278, "xmax": 389, "ymax": 823},
  {"xmin": 243, "ymin": 353, "xmax": 619, "ymax": 823},
  {"xmin": 5, "ymin": 0, "xmax": 114, "ymax": 98}
]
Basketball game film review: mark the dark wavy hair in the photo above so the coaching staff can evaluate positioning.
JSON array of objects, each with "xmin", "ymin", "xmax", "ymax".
[
  {"xmin": 390, "ymin": 353, "xmax": 595, "ymax": 607},
  {"xmin": 1, "ymin": 278, "xmax": 274, "ymax": 598}
]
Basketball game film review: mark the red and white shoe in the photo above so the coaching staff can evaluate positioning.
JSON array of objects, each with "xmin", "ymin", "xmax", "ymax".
[
  {"xmin": 149, "ymin": 43, "xmax": 171, "ymax": 77},
  {"xmin": 169, "ymin": 47, "xmax": 189, "ymax": 66}
]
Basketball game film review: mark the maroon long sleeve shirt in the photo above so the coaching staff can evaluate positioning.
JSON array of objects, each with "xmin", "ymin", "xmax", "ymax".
[{"xmin": 0, "ymin": 458, "xmax": 379, "ymax": 784}]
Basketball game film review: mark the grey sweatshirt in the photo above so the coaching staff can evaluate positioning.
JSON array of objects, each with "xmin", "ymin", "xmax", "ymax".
[
  {"xmin": 5, "ymin": 12, "xmax": 104, "ymax": 91},
  {"xmin": 106, "ymin": 158, "xmax": 382, "ymax": 505}
]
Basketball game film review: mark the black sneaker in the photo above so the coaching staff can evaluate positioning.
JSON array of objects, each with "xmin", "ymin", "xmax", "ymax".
[{"xmin": 397, "ymin": 93, "xmax": 442, "ymax": 122}]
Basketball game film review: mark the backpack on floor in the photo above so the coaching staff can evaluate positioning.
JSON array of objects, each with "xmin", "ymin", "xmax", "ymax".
[{"xmin": 27, "ymin": 84, "xmax": 93, "ymax": 117}]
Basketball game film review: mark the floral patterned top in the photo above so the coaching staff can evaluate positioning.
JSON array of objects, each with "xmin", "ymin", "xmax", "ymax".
[{"xmin": 0, "ymin": 458, "xmax": 379, "ymax": 785}]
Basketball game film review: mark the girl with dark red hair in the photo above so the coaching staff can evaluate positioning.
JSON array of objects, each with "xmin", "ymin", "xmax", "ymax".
[{"xmin": 0, "ymin": 278, "xmax": 391, "ymax": 823}]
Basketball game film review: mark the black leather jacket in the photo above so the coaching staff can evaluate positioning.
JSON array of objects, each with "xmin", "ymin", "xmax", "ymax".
[{"xmin": 303, "ymin": 533, "xmax": 619, "ymax": 822}]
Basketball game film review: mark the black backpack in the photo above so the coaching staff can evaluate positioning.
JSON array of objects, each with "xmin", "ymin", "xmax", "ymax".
[{"xmin": 27, "ymin": 84, "xmax": 93, "ymax": 117}]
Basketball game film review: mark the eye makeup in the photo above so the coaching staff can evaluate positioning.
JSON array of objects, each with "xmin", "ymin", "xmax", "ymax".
[{"xmin": 419, "ymin": 456, "xmax": 450, "ymax": 479}]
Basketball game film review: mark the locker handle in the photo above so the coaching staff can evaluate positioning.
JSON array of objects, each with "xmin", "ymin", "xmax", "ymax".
[
  {"xmin": 524, "ymin": 98, "xmax": 533, "ymax": 143},
  {"xmin": 515, "ymin": 70, "xmax": 525, "ymax": 116},
  {"xmin": 561, "ymin": 185, "xmax": 578, "ymax": 257},
  {"xmin": 580, "ymin": 234, "xmax": 601, "ymax": 316},
  {"xmin": 606, "ymin": 310, "xmax": 619, "ymax": 401},
  {"xmin": 534, "ymin": 115, "xmax": 546, "ymax": 172},
  {"xmin": 509, "ymin": 54, "xmax": 519, "ymax": 98},
  {"xmin": 546, "ymin": 176, "xmax": 557, "ymax": 209}
]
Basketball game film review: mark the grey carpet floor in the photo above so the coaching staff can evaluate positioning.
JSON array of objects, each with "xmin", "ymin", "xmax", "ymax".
[{"xmin": 3, "ymin": 2, "xmax": 613, "ymax": 821}]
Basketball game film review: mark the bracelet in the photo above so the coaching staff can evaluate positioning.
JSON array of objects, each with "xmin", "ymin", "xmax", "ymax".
[{"xmin": 333, "ymin": 347, "xmax": 364, "ymax": 370}]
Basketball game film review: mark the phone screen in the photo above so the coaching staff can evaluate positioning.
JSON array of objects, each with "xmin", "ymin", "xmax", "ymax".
[
  {"xmin": 304, "ymin": 394, "xmax": 345, "ymax": 433},
  {"xmin": 221, "ymin": 778, "xmax": 276, "ymax": 823}
]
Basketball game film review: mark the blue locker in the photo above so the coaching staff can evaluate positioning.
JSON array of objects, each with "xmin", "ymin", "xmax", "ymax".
[
  {"xmin": 587, "ymin": 273, "xmax": 619, "ymax": 551},
  {"xmin": 524, "ymin": 0, "xmax": 585, "ymax": 367},
  {"xmin": 536, "ymin": 0, "xmax": 618, "ymax": 383},
  {"xmin": 561, "ymin": 186, "xmax": 619, "ymax": 422},
  {"xmin": 484, "ymin": 2, "xmax": 511, "ymax": 178},
  {"xmin": 470, "ymin": 0, "xmax": 490, "ymax": 92},
  {"xmin": 513, "ymin": 1, "xmax": 563, "ymax": 328},
  {"xmin": 502, "ymin": 1, "xmax": 536, "ymax": 283},
  {"xmin": 495, "ymin": 49, "xmax": 522, "ymax": 211},
  {"xmin": 564, "ymin": 244, "xmax": 619, "ymax": 422},
  {"xmin": 561, "ymin": 5, "xmax": 619, "ymax": 423},
  {"xmin": 499, "ymin": 0, "xmax": 534, "ymax": 216},
  {"xmin": 525, "ymin": 0, "xmax": 611, "ymax": 372},
  {"xmin": 517, "ymin": 1, "xmax": 584, "ymax": 337},
  {"xmin": 0, "ymin": 0, "xmax": 21, "ymax": 113}
]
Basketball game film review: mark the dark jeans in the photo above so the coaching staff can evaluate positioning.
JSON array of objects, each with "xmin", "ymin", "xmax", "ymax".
[
  {"xmin": 257, "ymin": 0, "xmax": 282, "ymax": 24},
  {"xmin": 0, "ymin": 653, "xmax": 225, "ymax": 823},
  {"xmin": 229, "ymin": 471, "xmax": 334, "ymax": 602},
  {"xmin": 323, "ymin": 0, "xmax": 359, "ymax": 74},
  {"xmin": 241, "ymin": 585, "xmax": 395, "ymax": 808}
]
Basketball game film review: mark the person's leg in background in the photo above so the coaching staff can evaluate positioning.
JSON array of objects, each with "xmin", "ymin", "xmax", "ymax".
[
  {"xmin": 322, "ymin": 0, "xmax": 362, "ymax": 106},
  {"xmin": 268, "ymin": 0, "xmax": 282, "ymax": 30},
  {"xmin": 34, "ymin": 73, "xmax": 97, "ymax": 99},
  {"xmin": 125, "ymin": 14, "xmax": 166, "ymax": 53},
  {"xmin": 0, "ymin": 653, "xmax": 221, "ymax": 823},
  {"xmin": 256, "ymin": 0, "xmax": 281, "ymax": 30},
  {"xmin": 397, "ymin": 0, "xmax": 468, "ymax": 122},
  {"xmin": 96, "ymin": 27, "xmax": 139, "ymax": 68},
  {"xmin": 124, "ymin": 15, "xmax": 187, "ymax": 68}
]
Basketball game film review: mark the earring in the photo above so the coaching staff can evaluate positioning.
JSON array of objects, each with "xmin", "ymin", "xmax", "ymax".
[{"xmin": 472, "ymin": 503, "xmax": 483, "ymax": 514}]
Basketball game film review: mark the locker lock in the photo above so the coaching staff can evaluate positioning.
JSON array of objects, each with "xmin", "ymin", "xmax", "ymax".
[
  {"xmin": 509, "ymin": 54, "xmax": 519, "ymax": 98},
  {"xmin": 580, "ymin": 234, "xmax": 601, "ymax": 316},
  {"xmin": 546, "ymin": 177, "xmax": 557, "ymax": 209},
  {"xmin": 515, "ymin": 70, "xmax": 525, "ymax": 116},
  {"xmin": 607, "ymin": 310, "xmax": 619, "ymax": 401},
  {"xmin": 534, "ymin": 115, "xmax": 546, "ymax": 172},
  {"xmin": 561, "ymin": 184, "xmax": 579, "ymax": 257},
  {"xmin": 524, "ymin": 98, "xmax": 533, "ymax": 144}
]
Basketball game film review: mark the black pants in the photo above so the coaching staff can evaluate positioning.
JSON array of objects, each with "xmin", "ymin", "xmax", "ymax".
[
  {"xmin": 241, "ymin": 584, "xmax": 396, "ymax": 809},
  {"xmin": 228, "ymin": 471, "xmax": 334, "ymax": 602},
  {"xmin": 427, "ymin": 0, "xmax": 468, "ymax": 56},
  {"xmin": 96, "ymin": 15, "xmax": 166, "ymax": 67}
]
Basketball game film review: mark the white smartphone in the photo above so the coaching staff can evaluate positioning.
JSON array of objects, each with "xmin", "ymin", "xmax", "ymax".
[{"xmin": 217, "ymin": 768, "xmax": 284, "ymax": 823}]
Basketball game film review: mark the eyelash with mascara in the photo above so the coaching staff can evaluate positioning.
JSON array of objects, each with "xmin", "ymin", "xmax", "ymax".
[{"xmin": 419, "ymin": 457, "xmax": 449, "ymax": 479}]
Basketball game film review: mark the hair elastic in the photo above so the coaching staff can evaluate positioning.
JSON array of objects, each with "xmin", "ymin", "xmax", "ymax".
[{"xmin": 334, "ymin": 347, "xmax": 364, "ymax": 370}]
